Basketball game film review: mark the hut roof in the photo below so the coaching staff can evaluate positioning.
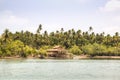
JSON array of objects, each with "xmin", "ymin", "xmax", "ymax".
[
  {"xmin": 47, "ymin": 45, "xmax": 64, "ymax": 52},
  {"xmin": 47, "ymin": 49, "xmax": 60, "ymax": 52},
  {"xmin": 53, "ymin": 45, "xmax": 62, "ymax": 49}
]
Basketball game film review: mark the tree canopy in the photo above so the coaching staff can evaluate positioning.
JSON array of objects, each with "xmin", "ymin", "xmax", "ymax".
[{"xmin": 0, "ymin": 25, "xmax": 120, "ymax": 58}]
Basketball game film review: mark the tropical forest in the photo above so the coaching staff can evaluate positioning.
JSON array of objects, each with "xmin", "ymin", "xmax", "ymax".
[{"xmin": 0, "ymin": 24, "xmax": 120, "ymax": 58}]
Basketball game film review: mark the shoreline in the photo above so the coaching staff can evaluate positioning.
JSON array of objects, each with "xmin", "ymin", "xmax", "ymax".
[
  {"xmin": 73, "ymin": 55, "xmax": 120, "ymax": 59},
  {"xmin": 1, "ymin": 55, "xmax": 120, "ymax": 60}
]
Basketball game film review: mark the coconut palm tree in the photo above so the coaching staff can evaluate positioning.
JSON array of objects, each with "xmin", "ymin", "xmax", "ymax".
[
  {"xmin": 37, "ymin": 24, "xmax": 42, "ymax": 35},
  {"xmin": 89, "ymin": 26, "xmax": 93, "ymax": 32},
  {"xmin": 3, "ymin": 29, "xmax": 9, "ymax": 43}
]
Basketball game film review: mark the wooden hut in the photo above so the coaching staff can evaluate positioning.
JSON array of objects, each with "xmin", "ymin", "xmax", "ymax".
[
  {"xmin": 47, "ymin": 45, "xmax": 73, "ymax": 58},
  {"xmin": 47, "ymin": 46, "xmax": 66, "ymax": 57}
]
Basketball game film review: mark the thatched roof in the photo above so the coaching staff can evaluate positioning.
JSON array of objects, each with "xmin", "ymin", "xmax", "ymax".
[
  {"xmin": 47, "ymin": 45, "xmax": 64, "ymax": 52},
  {"xmin": 53, "ymin": 45, "xmax": 62, "ymax": 49},
  {"xmin": 47, "ymin": 49, "xmax": 60, "ymax": 52}
]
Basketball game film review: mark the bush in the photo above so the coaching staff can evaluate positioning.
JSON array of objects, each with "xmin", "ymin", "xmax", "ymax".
[
  {"xmin": 8, "ymin": 40, "xmax": 24, "ymax": 56},
  {"xmin": 92, "ymin": 43, "xmax": 107, "ymax": 56},
  {"xmin": 0, "ymin": 51, "xmax": 2, "ymax": 57},
  {"xmin": 39, "ymin": 48, "xmax": 47, "ymax": 55},
  {"xmin": 37, "ymin": 46, "xmax": 51, "ymax": 56},
  {"xmin": 107, "ymin": 47, "xmax": 120, "ymax": 56},
  {"xmin": 69, "ymin": 45, "xmax": 82, "ymax": 55},
  {"xmin": 82, "ymin": 43, "xmax": 107, "ymax": 56},
  {"xmin": 82, "ymin": 44, "xmax": 94, "ymax": 55},
  {"xmin": 23, "ymin": 45, "xmax": 34, "ymax": 56}
]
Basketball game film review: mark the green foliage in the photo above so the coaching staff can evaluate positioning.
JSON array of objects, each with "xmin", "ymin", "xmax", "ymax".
[
  {"xmin": 39, "ymin": 48, "xmax": 46, "ymax": 55},
  {"xmin": 40, "ymin": 46, "xmax": 51, "ymax": 50},
  {"xmin": 37, "ymin": 46, "xmax": 51, "ymax": 56},
  {"xmin": 8, "ymin": 40, "xmax": 24, "ymax": 56},
  {"xmin": 0, "ymin": 26, "xmax": 120, "ymax": 58},
  {"xmin": 82, "ymin": 43, "xmax": 120, "ymax": 56},
  {"xmin": 69, "ymin": 45, "xmax": 82, "ymax": 55},
  {"xmin": 0, "ymin": 51, "xmax": 2, "ymax": 57},
  {"xmin": 107, "ymin": 47, "xmax": 120, "ymax": 56},
  {"xmin": 82, "ymin": 43, "xmax": 107, "ymax": 56},
  {"xmin": 0, "ymin": 40, "xmax": 25, "ymax": 57},
  {"xmin": 82, "ymin": 44, "xmax": 94, "ymax": 55},
  {"xmin": 92, "ymin": 43, "xmax": 107, "ymax": 56},
  {"xmin": 23, "ymin": 45, "xmax": 34, "ymax": 56}
]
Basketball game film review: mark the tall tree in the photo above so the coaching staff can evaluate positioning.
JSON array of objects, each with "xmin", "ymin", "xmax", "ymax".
[
  {"xmin": 60, "ymin": 28, "xmax": 64, "ymax": 33},
  {"xmin": 3, "ymin": 29, "xmax": 10, "ymax": 43},
  {"xmin": 89, "ymin": 26, "xmax": 93, "ymax": 33},
  {"xmin": 37, "ymin": 24, "xmax": 42, "ymax": 34}
]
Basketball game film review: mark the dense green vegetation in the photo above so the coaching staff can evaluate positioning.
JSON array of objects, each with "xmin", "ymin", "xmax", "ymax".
[{"xmin": 0, "ymin": 24, "xmax": 120, "ymax": 58}]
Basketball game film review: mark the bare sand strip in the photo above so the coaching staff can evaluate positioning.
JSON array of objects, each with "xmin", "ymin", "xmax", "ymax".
[
  {"xmin": 73, "ymin": 55, "xmax": 120, "ymax": 59},
  {"xmin": 1, "ymin": 55, "xmax": 120, "ymax": 59}
]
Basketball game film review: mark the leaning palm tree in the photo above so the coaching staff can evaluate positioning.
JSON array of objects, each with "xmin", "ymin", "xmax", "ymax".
[{"xmin": 37, "ymin": 24, "xmax": 42, "ymax": 35}]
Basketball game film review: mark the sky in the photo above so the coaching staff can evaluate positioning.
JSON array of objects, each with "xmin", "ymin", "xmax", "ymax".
[{"xmin": 0, "ymin": 0, "xmax": 120, "ymax": 35}]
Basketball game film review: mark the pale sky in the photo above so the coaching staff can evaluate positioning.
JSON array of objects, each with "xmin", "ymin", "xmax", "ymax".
[{"xmin": 0, "ymin": 0, "xmax": 120, "ymax": 35}]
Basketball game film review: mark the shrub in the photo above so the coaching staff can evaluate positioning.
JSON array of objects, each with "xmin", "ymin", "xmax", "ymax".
[
  {"xmin": 8, "ymin": 40, "xmax": 24, "ymax": 56},
  {"xmin": 92, "ymin": 43, "xmax": 107, "ymax": 56},
  {"xmin": 39, "ymin": 48, "xmax": 47, "ymax": 55},
  {"xmin": 82, "ymin": 43, "xmax": 107, "ymax": 56},
  {"xmin": 108, "ymin": 47, "xmax": 120, "ymax": 56},
  {"xmin": 69, "ymin": 45, "xmax": 82, "ymax": 55},
  {"xmin": 38, "ymin": 46, "xmax": 51, "ymax": 56},
  {"xmin": 23, "ymin": 45, "xmax": 34, "ymax": 56},
  {"xmin": 82, "ymin": 44, "xmax": 94, "ymax": 56},
  {"xmin": 0, "ymin": 51, "xmax": 2, "ymax": 57}
]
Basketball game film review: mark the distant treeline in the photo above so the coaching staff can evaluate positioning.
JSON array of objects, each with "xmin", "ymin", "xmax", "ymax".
[{"xmin": 0, "ymin": 24, "xmax": 120, "ymax": 58}]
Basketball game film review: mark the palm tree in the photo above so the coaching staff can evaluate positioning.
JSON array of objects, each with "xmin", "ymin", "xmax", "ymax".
[
  {"xmin": 39, "ymin": 24, "xmax": 42, "ymax": 30},
  {"xmin": 89, "ymin": 26, "xmax": 93, "ymax": 33},
  {"xmin": 77, "ymin": 30, "xmax": 81, "ymax": 36},
  {"xmin": 44, "ymin": 31, "xmax": 48, "ymax": 38},
  {"xmin": 115, "ymin": 32, "xmax": 119, "ymax": 36},
  {"xmin": 37, "ymin": 24, "xmax": 42, "ymax": 34},
  {"xmin": 56, "ymin": 30, "xmax": 59, "ymax": 34},
  {"xmin": 114, "ymin": 32, "xmax": 119, "ymax": 47},
  {"xmin": 50, "ymin": 32, "xmax": 55, "ymax": 36},
  {"xmin": 60, "ymin": 28, "xmax": 64, "ymax": 33},
  {"xmin": 3, "ymin": 29, "xmax": 9, "ymax": 43},
  {"xmin": 90, "ymin": 32, "xmax": 95, "ymax": 44},
  {"xmin": 105, "ymin": 34, "xmax": 111, "ymax": 46}
]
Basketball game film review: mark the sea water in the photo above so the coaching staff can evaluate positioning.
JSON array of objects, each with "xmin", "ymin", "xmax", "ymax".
[{"xmin": 0, "ymin": 59, "xmax": 120, "ymax": 80}]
